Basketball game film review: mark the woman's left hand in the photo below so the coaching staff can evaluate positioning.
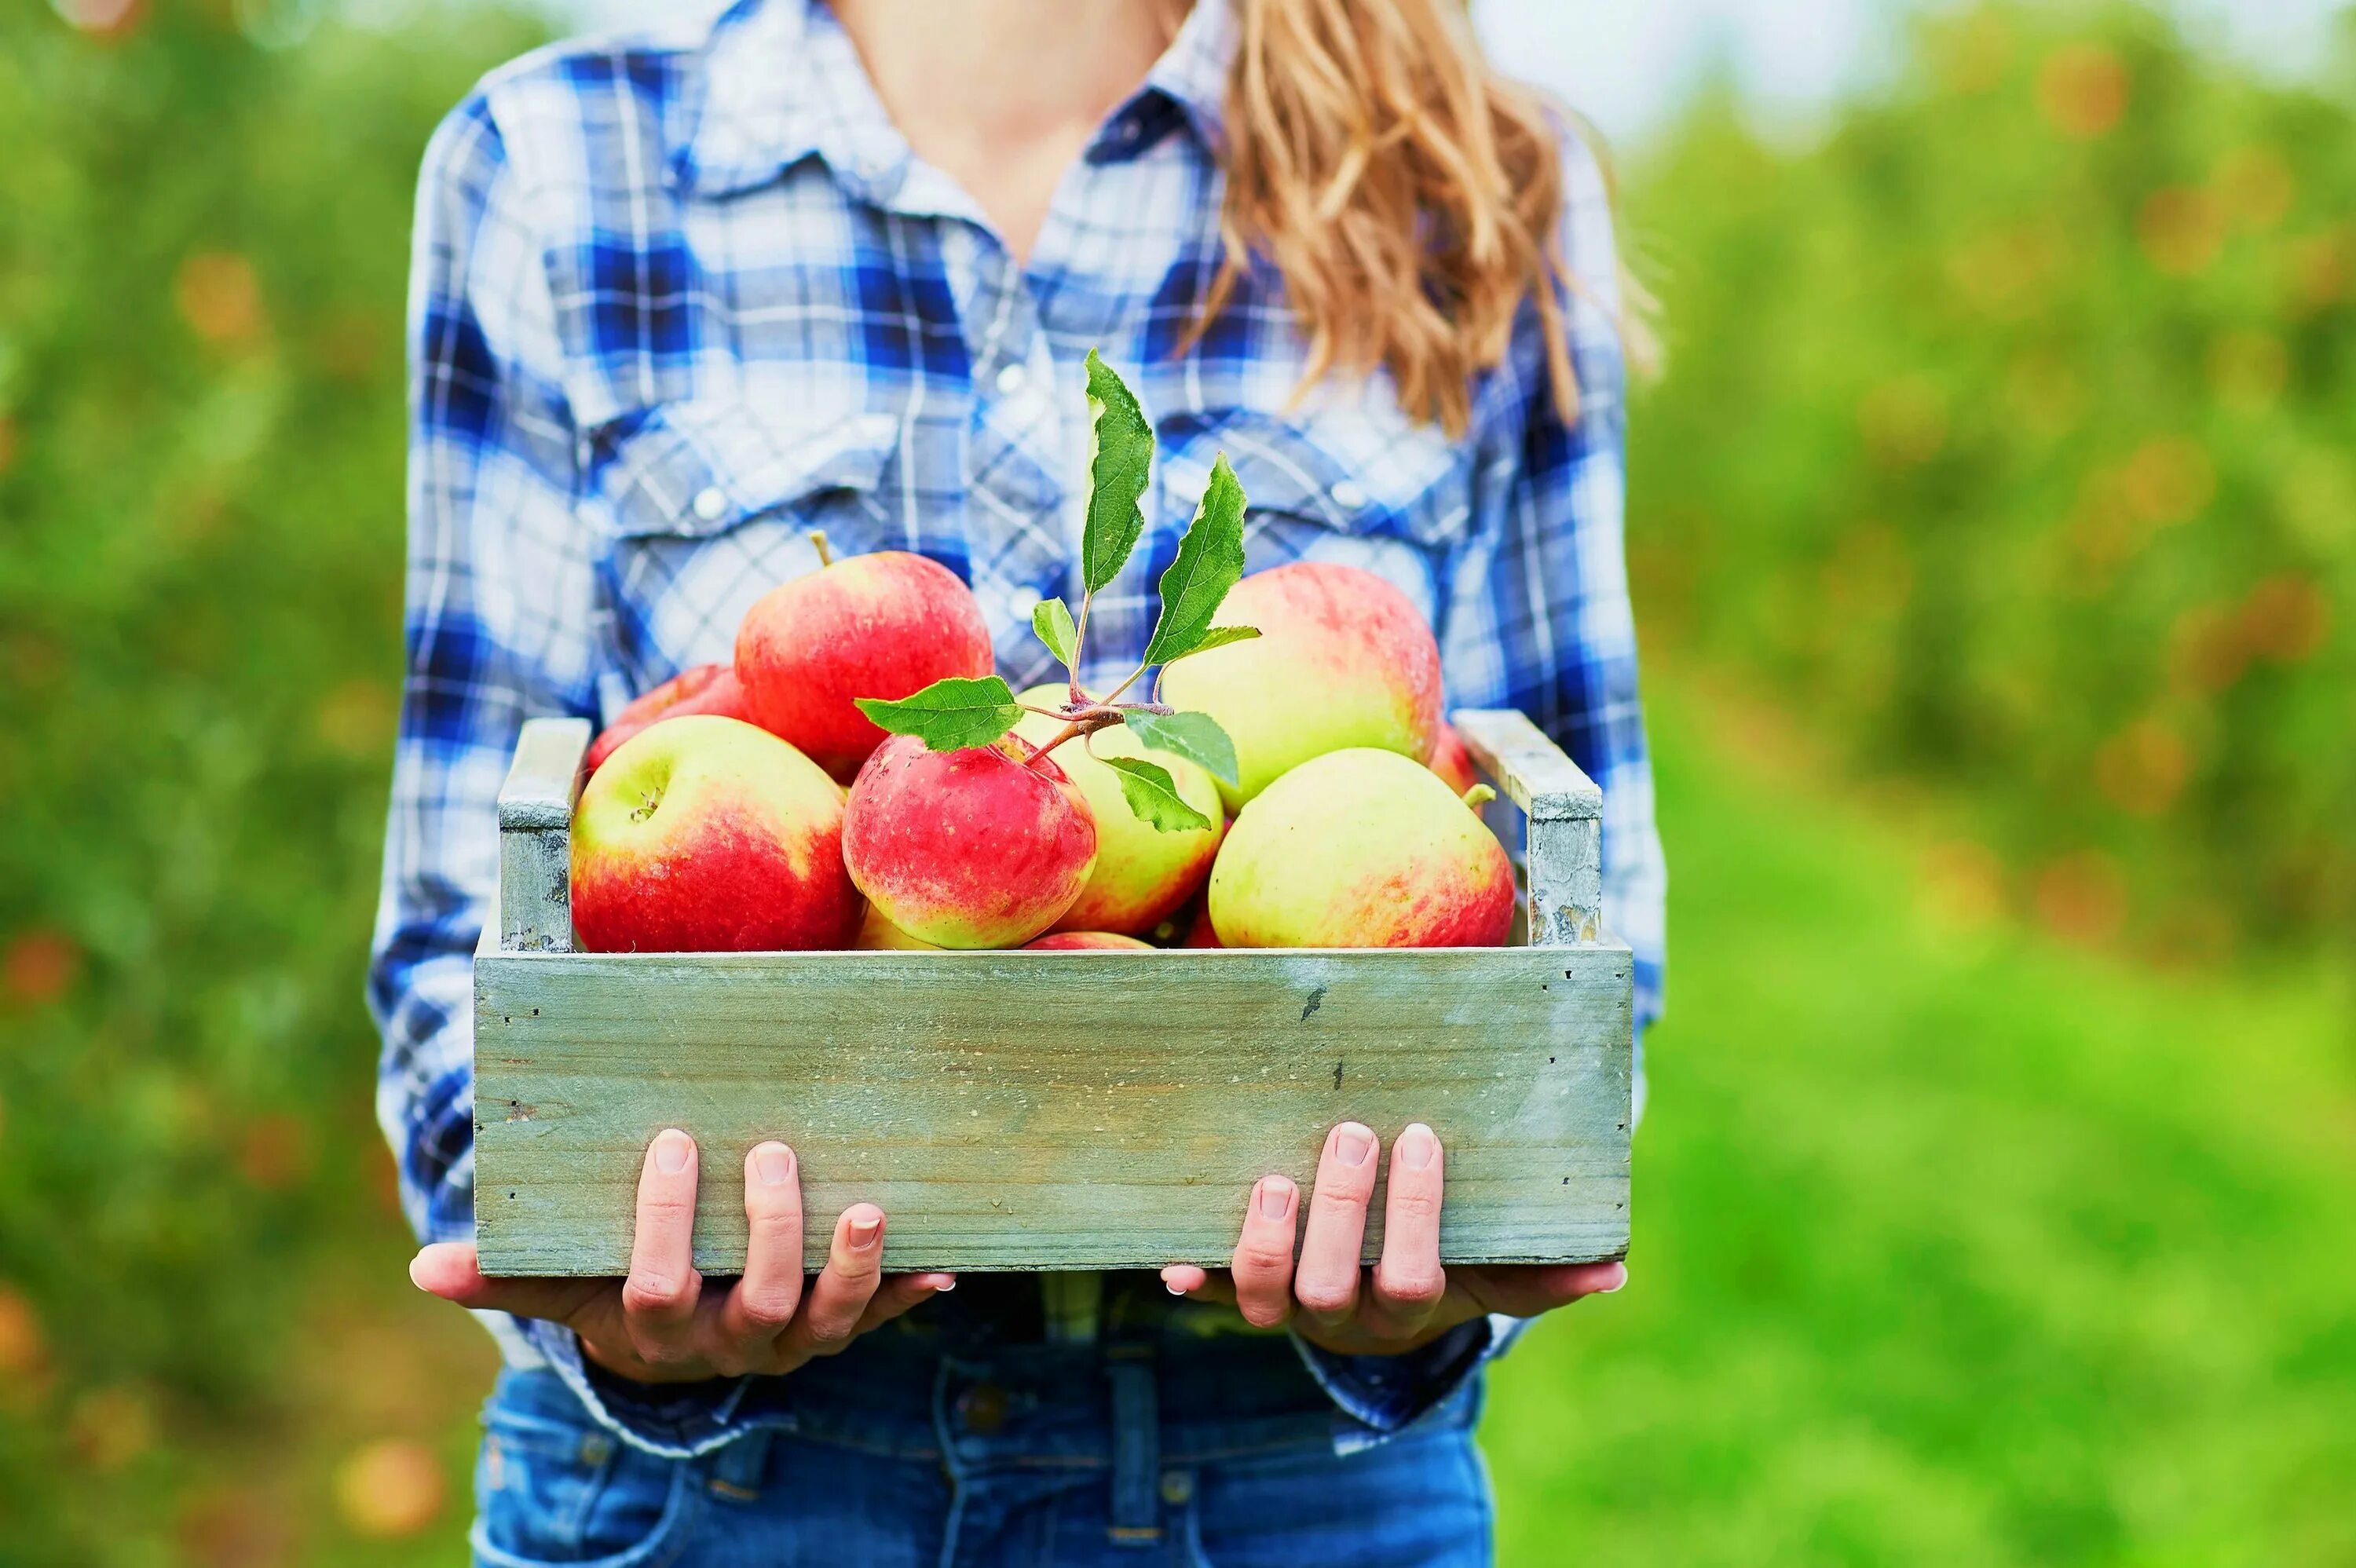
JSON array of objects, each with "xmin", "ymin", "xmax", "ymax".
[{"xmin": 1161, "ymin": 1121, "xmax": 1626, "ymax": 1356}]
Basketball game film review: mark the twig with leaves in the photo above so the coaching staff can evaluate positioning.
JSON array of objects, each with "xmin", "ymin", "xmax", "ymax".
[{"xmin": 854, "ymin": 351, "xmax": 1260, "ymax": 833}]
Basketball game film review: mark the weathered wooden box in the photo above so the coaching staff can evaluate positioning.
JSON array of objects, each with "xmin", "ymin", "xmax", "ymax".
[{"xmin": 474, "ymin": 710, "xmax": 1631, "ymax": 1276}]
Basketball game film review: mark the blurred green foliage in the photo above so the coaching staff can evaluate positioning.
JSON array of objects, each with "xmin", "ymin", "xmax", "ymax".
[
  {"xmin": 0, "ymin": 2, "xmax": 2349, "ymax": 1564},
  {"xmin": 1626, "ymin": 3, "xmax": 2356, "ymax": 957}
]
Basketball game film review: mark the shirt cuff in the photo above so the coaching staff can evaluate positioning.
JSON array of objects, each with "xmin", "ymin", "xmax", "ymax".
[
  {"xmin": 1289, "ymin": 1314, "xmax": 1521, "ymax": 1453},
  {"xmin": 515, "ymin": 1318, "xmax": 758, "ymax": 1460}
]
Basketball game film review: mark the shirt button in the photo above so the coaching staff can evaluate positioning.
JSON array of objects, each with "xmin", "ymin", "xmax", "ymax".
[
  {"xmin": 995, "ymin": 362, "xmax": 1029, "ymax": 397},
  {"xmin": 1160, "ymin": 1471, "xmax": 1194, "ymax": 1505},
  {"xmin": 692, "ymin": 485, "xmax": 729, "ymax": 523},
  {"xmin": 1330, "ymin": 480, "xmax": 1369, "ymax": 511},
  {"xmin": 1008, "ymin": 587, "xmax": 1042, "ymax": 616}
]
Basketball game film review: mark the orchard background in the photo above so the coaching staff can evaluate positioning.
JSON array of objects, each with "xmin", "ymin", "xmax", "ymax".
[{"xmin": 2, "ymin": 2, "xmax": 2351, "ymax": 1563}]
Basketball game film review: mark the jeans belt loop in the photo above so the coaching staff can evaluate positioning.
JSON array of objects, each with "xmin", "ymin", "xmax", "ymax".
[
  {"xmin": 705, "ymin": 1426, "xmax": 773, "ymax": 1500},
  {"xmin": 1105, "ymin": 1342, "xmax": 1161, "ymax": 1547}
]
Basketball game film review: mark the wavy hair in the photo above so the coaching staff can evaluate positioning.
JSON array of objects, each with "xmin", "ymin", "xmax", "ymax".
[{"xmin": 1183, "ymin": 0, "xmax": 1656, "ymax": 435}]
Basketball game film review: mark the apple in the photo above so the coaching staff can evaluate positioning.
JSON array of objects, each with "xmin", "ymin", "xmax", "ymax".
[
  {"xmin": 1208, "ymin": 747, "xmax": 1513, "ymax": 948},
  {"xmin": 585, "ymin": 663, "xmax": 751, "ymax": 775},
  {"xmin": 851, "ymin": 904, "xmax": 942, "ymax": 951},
  {"xmin": 572, "ymin": 716, "xmax": 862, "ymax": 952},
  {"xmin": 1023, "ymin": 931, "xmax": 1154, "ymax": 950},
  {"xmin": 1428, "ymin": 722, "xmax": 1479, "ymax": 797},
  {"xmin": 1157, "ymin": 561, "xmax": 1443, "ymax": 809},
  {"xmin": 842, "ymin": 733, "xmax": 1097, "ymax": 948},
  {"xmin": 1012, "ymin": 685, "xmax": 1224, "ymax": 936},
  {"xmin": 734, "ymin": 549, "xmax": 995, "ymax": 782}
]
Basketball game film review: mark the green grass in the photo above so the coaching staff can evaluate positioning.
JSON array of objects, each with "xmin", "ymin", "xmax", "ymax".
[{"xmin": 1484, "ymin": 685, "xmax": 2356, "ymax": 1566}]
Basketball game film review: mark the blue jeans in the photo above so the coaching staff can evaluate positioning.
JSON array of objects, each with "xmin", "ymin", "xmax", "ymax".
[{"xmin": 471, "ymin": 1325, "xmax": 1492, "ymax": 1566}]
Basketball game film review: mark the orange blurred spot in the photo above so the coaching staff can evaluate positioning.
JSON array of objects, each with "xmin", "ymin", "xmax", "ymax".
[
  {"xmin": 2138, "ymin": 188, "xmax": 2224, "ymax": 277},
  {"xmin": 1820, "ymin": 522, "xmax": 1912, "ymax": 616},
  {"xmin": 2039, "ymin": 44, "xmax": 2128, "ymax": 139},
  {"xmin": 0, "ymin": 1285, "xmax": 45, "ymax": 1376},
  {"xmin": 1948, "ymin": 225, "xmax": 2057, "ymax": 320},
  {"xmin": 1857, "ymin": 376, "xmax": 1948, "ymax": 466},
  {"xmin": 335, "ymin": 1438, "xmax": 446, "ymax": 1539},
  {"xmin": 2034, "ymin": 851, "xmax": 2127, "ymax": 947},
  {"xmin": 239, "ymin": 1113, "xmax": 316, "ymax": 1191},
  {"xmin": 2208, "ymin": 330, "xmax": 2288, "ymax": 411},
  {"xmin": 2285, "ymin": 231, "xmax": 2350, "ymax": 314},
  {"xmin": 2240, "ymin": 574, "xmax": 2331, "ymax": 664},
  {"xmin": 2168, "ymin": 603, "xmax": 2249, "ymax": 696},
  {"xmin": 69, "ymin": 1385, "xmax": 157, "ymax": 1471},
  {"xmin": 174, "ymin": 252, "xmax": 265, "ymax": 347},
  {"xmin": 2213, "ymin": 146, "xmax": 2296, "ymax": 231},
  {"xmin": 2005, "ymin": 352, "xmax": 2083, "ymax": 441},
  {"xmin": 178, "ymin": 1486, "xmax": 293, "ymax": 1568},
  {"xmin": 313, "ymin": 309, "xmax": 383, "ymax": 383},
  {"xmin": 2094, "ymin": 718, "xmax": 2190, "ymax": 817},
  {"xmin": 2119, "ymin": 437, "xmax": 2215, "ymax": 528},
  {"xmin": 55, "ymin": 0, "xmax": 141, "ymax": 35},
  {"xmin": 315, "ymin": 678, "xmax": 395, "ymax": 761},
  {"xmin": 1916, "ymin": 840, "xmax": 2007, "ymax": 930},
  {"xmin": 2, "ymin": 929, "xmax": 80, "ymax": 1006}
]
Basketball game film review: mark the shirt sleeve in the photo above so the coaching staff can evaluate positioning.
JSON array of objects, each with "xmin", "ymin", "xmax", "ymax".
[
  {"xmin": 370, "ymin": 90, "xmax": 752, "ymax": 1457},
  {"xmin": 1295, "ymin": 126, "xmax": 1665, "ymax": 1442}
]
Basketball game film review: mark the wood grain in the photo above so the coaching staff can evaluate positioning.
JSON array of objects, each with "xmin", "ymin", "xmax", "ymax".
[
  {"xmin": 496, "ymin": 718, "xmax": 589, "ymax": 954},
  {"xmin": 1454, "ymin": 707, "xmax": 1605, "ymax": 945},
  {"xmin": 474, "ymin": 946, "xmax": 1633, "ymax": 1274}
]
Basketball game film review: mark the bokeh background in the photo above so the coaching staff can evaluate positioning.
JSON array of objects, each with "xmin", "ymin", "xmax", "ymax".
[{"xmin": 3, "ymin": 0, "xmax": 2352, "ymax": 1562}]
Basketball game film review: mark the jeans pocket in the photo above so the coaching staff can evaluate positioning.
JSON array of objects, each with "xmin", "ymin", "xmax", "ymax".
[{"xmin": 470, "ymin": 1377, "xmax": 698, "ymax": 1568}]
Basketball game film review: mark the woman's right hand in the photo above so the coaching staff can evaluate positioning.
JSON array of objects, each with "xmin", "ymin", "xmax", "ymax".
[{"xmin": 409, "ymin": 1129, "xmax": 953, "ymax": 1383}]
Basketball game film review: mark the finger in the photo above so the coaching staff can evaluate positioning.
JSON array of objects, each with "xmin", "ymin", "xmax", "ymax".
[
  {"xmin": 1230, "ymin": 1175, "xmax": 1298, "ymax": 1329},
  {"xmin": 776, "ymin": 1204, "xmax": 887, "ymax": 1365},
  {"xmin": 408, "ymin": 1243, "xmax": 600, "ymax": 1324},
  {"xmin": 1293, "ymin": 1122, "xmax": 1380, "ymax": 1329},
  {"xmin": 715, "ymin": 1142, "xmax": 806, "ymax": 1356},
  {"xmin": 1464, "ymin": 1260, "xmax": 1630, "ymax": 1318},
  {"xmin": 1161, "ymin": 1265, "xmax": 1236, "ymax": 1306},
  {"xmin": 620, "ymin": 1128, "xmax": 703, "ymax": 1364},
  {"xmin": 851, "ymin": 1271, "xmax": 956, "ymax": 1336},
  {"xmin": 1365, "ymin": 1123, "xmax": 1447, "ymax": 1340}
]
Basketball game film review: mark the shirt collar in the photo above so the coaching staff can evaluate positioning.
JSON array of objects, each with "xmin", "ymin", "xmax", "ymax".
[{"xmin": 676, "ymin": 0, "xmax": 1234, "ymax": 198}]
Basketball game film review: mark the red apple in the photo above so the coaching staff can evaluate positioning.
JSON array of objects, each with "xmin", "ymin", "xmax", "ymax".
[
  {"xmin": 734, "ymin": 550, "xmax": 995, "ymax": 782},
  {"xmin": 1023, "ymin": 931, "xmax": 1154, "ymax": 950},
  {"xmin": 585, "ymin": 663, "xmax": 750, "ymax": 775},
  {"xmin": 842, "ymin": 734, "xmax": 1096, "ymax": 948},
  {"xmin": 1428, "ymin": 722, "xmax": 1480, "ymax": 797},
  {"xmin": 571, "ymin": 716, "xmax": 861, "ymax": 952}
]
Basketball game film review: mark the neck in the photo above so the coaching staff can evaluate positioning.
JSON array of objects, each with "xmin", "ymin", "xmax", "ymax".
[{"xmin": 828, "ymin": 0, "xmax": 1180, "ymax": 258}]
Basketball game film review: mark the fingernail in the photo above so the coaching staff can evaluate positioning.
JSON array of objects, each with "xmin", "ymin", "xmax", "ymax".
[
  {"xmin": 1166, "ymin": 1281, "xmax": 1186, "ymax": 1296},
  {"xmin": 934, "ymin": 1274, "xmax": 956, "ymax": 1292},
  {"xmin": 849, "ymin": 1213, "xmax": 883, "ymax": 1248},
  {"xmin": 753, "ymin": 1142, "xmax": 794, "ymax": 1186},
  {"xmin": 653, "ymin": 1129, "xmax": 693, "ymax": 1174},
  {"xmin": 1258, "ymin": 1176, "xmax": 1294, "ymax": 1219},
  {"xmin": 1398, "ymin": 1123, "xmax": 1437, "ymax": 1171},
  {"xmin": 1600, "ymin": 1263, "xmax": 1628, "ymax": 1293},
  {"xmin": 1335, "ymin": 1124, "xmax": 1374, "ymax": 1168}
]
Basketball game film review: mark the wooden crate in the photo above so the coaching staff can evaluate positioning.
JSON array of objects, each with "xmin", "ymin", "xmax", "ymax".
[{"xmin": 474, "ymin": 710, "xmax": 1632, "ymax": 1276}]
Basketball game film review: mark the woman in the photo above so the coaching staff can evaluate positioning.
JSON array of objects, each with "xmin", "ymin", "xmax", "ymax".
[{"xmin": 374, "ymin": 0, "xmax": 1666, "ymax": 1560}]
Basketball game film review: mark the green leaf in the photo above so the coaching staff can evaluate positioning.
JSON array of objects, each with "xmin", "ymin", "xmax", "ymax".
[
  {"xmin": 1081, "ymin": 350, "xmax": 1154, "ymax": 594},
  {"xmin": 1100, "ymin": 755, "xmax": 1216, "ymax": 834},
  {"xmin": 1121, "ymin": 709, "xmax": 1239, "ymax": 788},
  {"xmin": 1142, "ymin": 452, "xmax": 1248, "ymax": 667},
  {"xmin": 1159, "ymin": 624, "xmax": 1261, "ymax": 661},
  {"xmin": 854, "ymin": 675, "xmax": 1021, "ymax": 752},
  {"xmin": 1032, "ymin": 597, "xmax": 1078, "ymax": 668}
]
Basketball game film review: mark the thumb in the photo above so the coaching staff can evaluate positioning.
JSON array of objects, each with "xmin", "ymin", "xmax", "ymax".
[{"xmin": 409, "ymin": 1241, "xmax": 595, "ymax": 1323}]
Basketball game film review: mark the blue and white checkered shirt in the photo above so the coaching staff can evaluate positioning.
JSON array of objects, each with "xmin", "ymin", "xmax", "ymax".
[{"xmin": 371, "ymin": 0, "xmax": 1664, "ymax": 1458}]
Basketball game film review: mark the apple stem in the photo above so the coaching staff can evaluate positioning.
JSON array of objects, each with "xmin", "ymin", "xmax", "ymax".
[
  {"xmin": 1025, "ymin": 720, "xmax": 1087, "ymax": 768},
  {"xmin": 808, "ymin": 530, "xmax": 834, "ymax": 568}
]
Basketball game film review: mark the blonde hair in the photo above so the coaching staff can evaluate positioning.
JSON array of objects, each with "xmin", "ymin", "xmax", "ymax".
[{"xmin": 1190, "ymin": 0, "xmax": 1657, "ymax": 435}]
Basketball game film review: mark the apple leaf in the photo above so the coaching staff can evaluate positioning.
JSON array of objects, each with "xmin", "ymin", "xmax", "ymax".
[
  {"xmin": 1158, "ymin": 624, "xmax": 1261, "ymax": 662},
  {"xmin": 854, "ymin": 675, "xmax": 1021, "ymax": 752},
  {"xmin": 1142, "ymin": 452, "xmax": 1247, "ymax": 667},
  {"xmin": 1100, "ymin": 755, "xmax": 1216, "ymax": 834},
  {"xmin": 1032, "ymin": 596, "xmax": 1078, "ymax": 668},
  {"xmin": 1121, "ymin": 709, "xmax": 1239, "ymax": 788},
  {"xmin": 1082, "ymin": 350, "xmax": 1154, "ymax": 594}
]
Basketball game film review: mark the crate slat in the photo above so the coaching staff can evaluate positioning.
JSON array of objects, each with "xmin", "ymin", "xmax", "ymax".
[{"xmin": 474, "ymin": 945, "xmax": 1632, "ymax": 1274}]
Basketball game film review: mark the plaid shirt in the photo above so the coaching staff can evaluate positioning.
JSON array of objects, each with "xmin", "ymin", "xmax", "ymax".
[{"xmin": 370, "ymin": 0, "xmax": 1664, "ymax": 1459}]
